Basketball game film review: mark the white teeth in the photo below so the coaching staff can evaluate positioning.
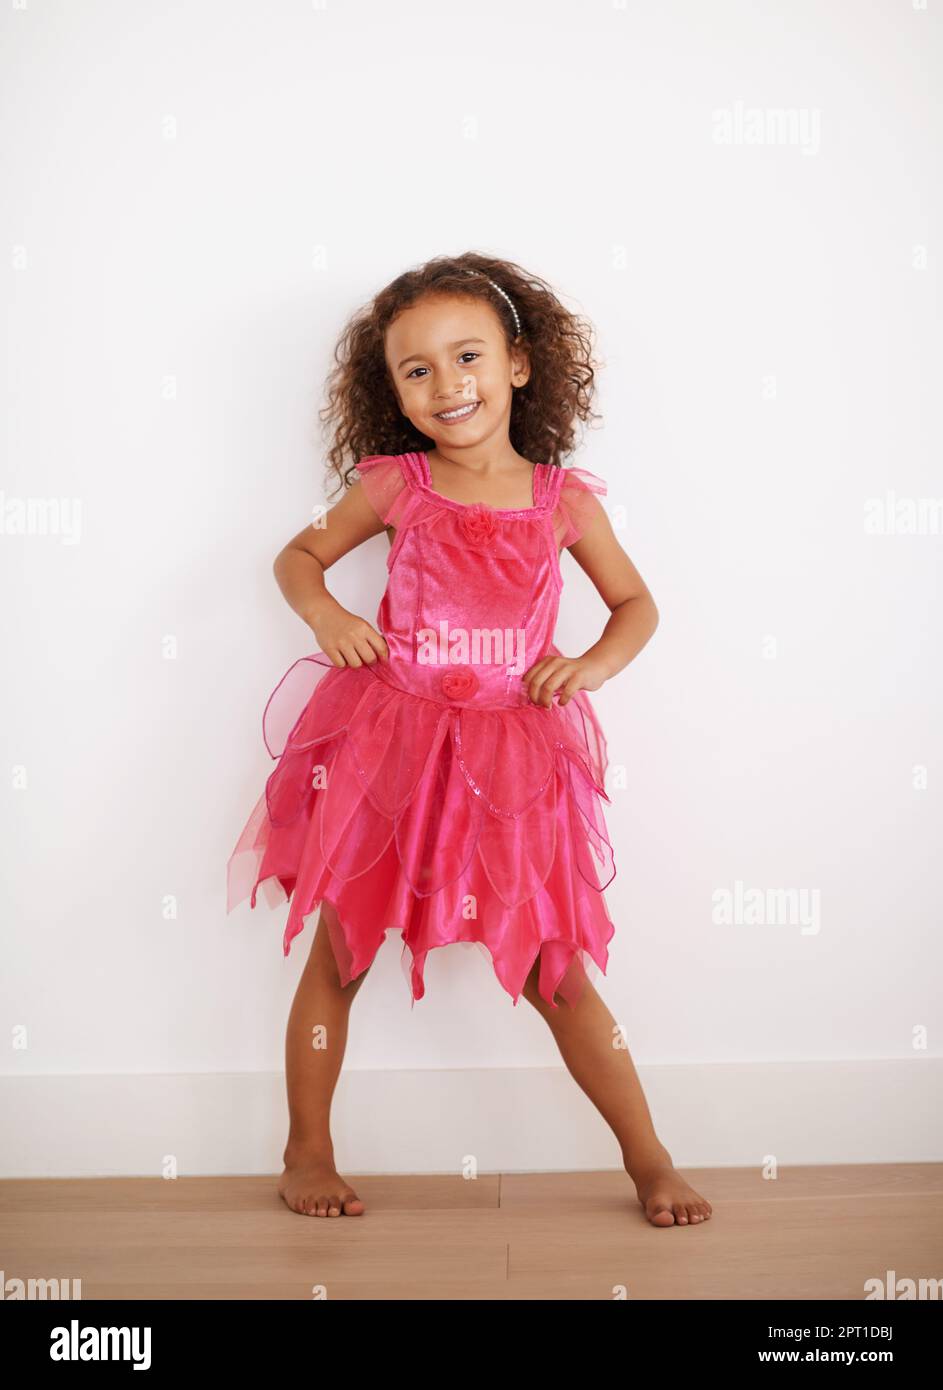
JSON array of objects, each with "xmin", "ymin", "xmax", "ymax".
[{"xmin": 437, "ymin": 402, "xmax": 479, "ymax": 420}]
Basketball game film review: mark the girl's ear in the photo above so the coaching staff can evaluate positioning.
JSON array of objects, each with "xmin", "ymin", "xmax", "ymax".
[{"xmin": 511, "ymin": 342, "xmax": 531, "ymax": 389}]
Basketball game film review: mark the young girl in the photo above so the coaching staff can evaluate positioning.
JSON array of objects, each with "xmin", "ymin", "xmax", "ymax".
[{"xmin": 227, "ymin": 253, "xmax": 712, "ymax": 1230}]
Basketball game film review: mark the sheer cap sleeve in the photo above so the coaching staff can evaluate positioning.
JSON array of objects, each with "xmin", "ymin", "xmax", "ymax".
[
  {"xmin": 353, "ymin": 454, "xmax": 410, "ymax": 528},
  {"xmin": 552, "ymin": 466, "xmax": 608, "ymax": 548}
]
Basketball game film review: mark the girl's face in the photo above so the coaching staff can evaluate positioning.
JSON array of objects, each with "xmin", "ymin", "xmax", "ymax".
[{"xmin": 384, "ymin": 294, "xmax": 529, "ymax": 450}]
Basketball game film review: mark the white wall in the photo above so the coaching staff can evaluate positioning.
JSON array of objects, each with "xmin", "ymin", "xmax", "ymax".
[{"xmin": 1, "ymin": 0, "xmax": 939, "ymax": 1173}]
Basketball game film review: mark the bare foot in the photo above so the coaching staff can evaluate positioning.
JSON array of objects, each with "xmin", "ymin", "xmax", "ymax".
[
  {"xmin": 278, "ymin": 1156, "xmax": 365, "ymax": 1217},
  {"xmin": 625, "ymin": 1144, "xmax": 713, "ymax": 1228}
]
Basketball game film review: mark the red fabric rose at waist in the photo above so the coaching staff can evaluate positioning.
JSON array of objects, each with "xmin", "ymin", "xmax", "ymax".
[{"xmin": 440, "ymin": 668, "xmax": 480, "ymax": 701}]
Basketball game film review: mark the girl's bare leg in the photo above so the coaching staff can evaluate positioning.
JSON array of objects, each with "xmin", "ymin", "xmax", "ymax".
[
  {"xmin": 520, "ymin": 962, "xmax": 713, "ymax": 1228},
  {"xmin": 278, "ymin": 903, "xmax": 369, "ymax": 1217}
]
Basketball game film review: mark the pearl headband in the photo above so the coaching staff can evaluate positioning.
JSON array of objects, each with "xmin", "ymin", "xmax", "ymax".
[{"xmin": 460, "ymin": 268, "xmax": 522, "ymax": 339}]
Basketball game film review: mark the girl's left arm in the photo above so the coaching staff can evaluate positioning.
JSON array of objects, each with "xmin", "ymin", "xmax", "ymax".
[{"xmin": 523, "ymin": 500, "xmax": 659, "ymax": 707}]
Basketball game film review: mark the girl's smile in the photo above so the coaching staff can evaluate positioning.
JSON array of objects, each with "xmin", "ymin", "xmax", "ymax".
[{"xmin": 433, "ymin": 400, "xmax": 481, "ymax": 424}]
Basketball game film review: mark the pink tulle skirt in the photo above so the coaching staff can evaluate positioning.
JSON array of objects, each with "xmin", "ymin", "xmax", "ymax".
[{"xmin": 227, "ymin": 654, "xmax": 616, "ymax": 1009}]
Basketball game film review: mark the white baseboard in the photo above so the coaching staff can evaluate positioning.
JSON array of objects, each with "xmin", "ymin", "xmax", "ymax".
[{"xmin": 1, "ymin": 1059, "xmax": 939, "ymax": 1178}]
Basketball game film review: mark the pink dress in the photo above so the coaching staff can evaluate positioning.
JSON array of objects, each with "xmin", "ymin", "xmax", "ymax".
[{"xmin": 227, "ymin": 450, "xmax": 616, "ymax": 1010}]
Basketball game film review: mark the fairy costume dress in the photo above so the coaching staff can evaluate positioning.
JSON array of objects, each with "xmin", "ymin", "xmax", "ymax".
[{"xmin": 226, "ymin": 451, "xmax": 616, "ymax": 1010}]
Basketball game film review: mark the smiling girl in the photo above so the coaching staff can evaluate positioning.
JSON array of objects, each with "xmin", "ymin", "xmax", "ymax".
[{"xmin": 227, "ymin": 252, "xmax": 712, "ymax": 1231}]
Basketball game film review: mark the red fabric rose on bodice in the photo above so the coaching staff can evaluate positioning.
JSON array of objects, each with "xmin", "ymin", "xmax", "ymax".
[{"xmin": 459, "ymin": 505, "xmax": 497, "ymax": 547}]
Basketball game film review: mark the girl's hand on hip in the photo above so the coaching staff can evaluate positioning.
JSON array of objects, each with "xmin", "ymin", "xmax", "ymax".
[
  {"xmin": 307, "ymin": 598, "xmax": 389, "ymax": 667},
  {"xmin": 522, "ymin": 654, "xmax": 608, "ymax": 708}
]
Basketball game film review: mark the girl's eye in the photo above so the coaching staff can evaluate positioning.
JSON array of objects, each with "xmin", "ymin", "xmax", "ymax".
[{"xmin": 458, "ymin": 352, "xmax": 480, "ymax": 364}]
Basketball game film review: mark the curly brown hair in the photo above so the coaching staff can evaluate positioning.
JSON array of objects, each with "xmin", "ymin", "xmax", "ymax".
[{"xmin": 319, "ymin": 251, "xmax": 602, "ymax": 497}]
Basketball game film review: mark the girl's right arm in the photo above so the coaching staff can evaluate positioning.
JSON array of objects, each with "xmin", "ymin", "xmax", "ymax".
[{"xmin": 272, "ymin": 480, "xmax": 391, "ymax": 668}]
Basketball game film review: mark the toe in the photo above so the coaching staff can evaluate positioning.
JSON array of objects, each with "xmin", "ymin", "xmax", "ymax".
[
  {"xmin": 327, "ymin": 1194, "xmax": 341, "ymax": 1216},
  {"xmin": 673, "ymin": 1203, "xmax": 689, "ymax": 1225},
  {"xmin": 647, "ymin": 1202, "xmax": 675, "ymax": 1227},
  {"xmin": 342, "ymin": 1192, "xmax": 365, "ymax": 1215}
]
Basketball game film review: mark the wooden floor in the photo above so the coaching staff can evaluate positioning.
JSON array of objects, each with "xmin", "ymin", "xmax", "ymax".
[{"xmin": 2, "ymin": 1164, "xmax": 941, "ymax": 1300}]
